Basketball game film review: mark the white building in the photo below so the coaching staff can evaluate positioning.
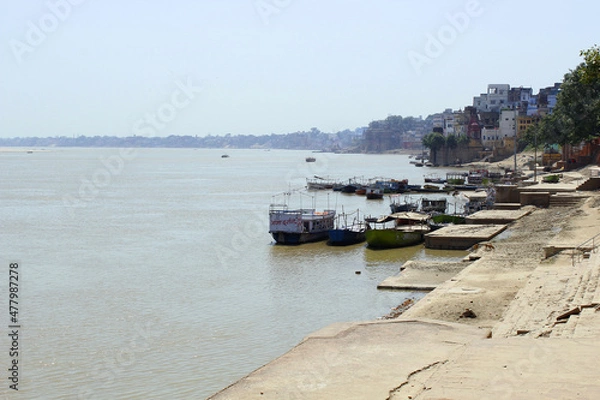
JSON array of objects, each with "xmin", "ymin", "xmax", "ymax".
[
  {"xmin": 499, "ymin": 109, "xmax": 517, "ymax": 138},
  {"xmin": 442, "ymin": 109, "xmax": 454, "ymax": 136},
  {"xmin": 481, "ymin": 127, "xmax": 500, "ymax": 149},
  {"xmin": 473, "ymin": 84, "xmax": 510, "ymax": 112}
]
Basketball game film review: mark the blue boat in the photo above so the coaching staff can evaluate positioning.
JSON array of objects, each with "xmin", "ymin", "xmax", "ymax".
[{"xmin": 327, "ymin": 210, "xmax": 366, "ymax": 246}]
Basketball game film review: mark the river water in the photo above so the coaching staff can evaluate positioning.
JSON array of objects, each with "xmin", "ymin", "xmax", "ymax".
[{"xmin": 0, "ymin": 148, "xmax": 467, "ymax": 399}]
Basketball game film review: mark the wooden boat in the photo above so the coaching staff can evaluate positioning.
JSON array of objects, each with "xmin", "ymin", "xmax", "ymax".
[
  {"xmin": 373, "ymin": 179, "xmax": 409, "ymax": 193},
  {"xmin": 305, "ymin": 156, "xmax": 316, "ymax": 162},
  {"xmin": 423, "ymin": 184, "xmax": 441, "ymax": 191},
  {"xmin": 221, "ymin": 154, "xmax": 229, "ymax": 158},
  {"xmin": 306, "ymin": 176, "xmax": 338, "ymax": 190},
  {"xmin": 355, "ymin": 186, "xmax": 367, "ymax": 195},
  {"xmin": 428, "ymin": 213, "xmax": 466, "ymax": 231},
  {"xmin": 365, "ymin": 212, "xmax": 431, "ymax": 249},
  {"xmin": 389, "ymin": 195, "xmax": 419, "ymax": 213},
  {"xmin": 328, "ymin": 210, "xmax": 366, "ymax": 246},
  {"xmin": 421, "ymin": 198, "xmax": 447, "ymax": 213},
  {"xmin": 269, "ymin": 204, "xmax": 335, "ymax": 245},
  {"xmin": 424, "ymin": 173, "xmax": 446, "ymax": 184},
  {"xmin": 365, "ymin": 187, "xmax": 384, "ymax": 199}
]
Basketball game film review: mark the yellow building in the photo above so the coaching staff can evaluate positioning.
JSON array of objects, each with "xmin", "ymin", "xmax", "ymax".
[{"xmin": 517, "ymin": 115, "xmax": 541, "ymax": 138}]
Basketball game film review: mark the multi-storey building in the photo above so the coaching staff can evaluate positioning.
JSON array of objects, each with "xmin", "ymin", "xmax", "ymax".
[{"xmin": 473, "ymin": 84, "xmax": 510, "ymax": 112}]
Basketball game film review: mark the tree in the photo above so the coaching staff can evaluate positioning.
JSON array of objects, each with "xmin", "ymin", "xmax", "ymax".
[
  {"xmin": 529, "ymin": 45, "xmax": 600, "ymax": 149},
  {"xmin": 444, "ymin": 134, "xmax": 458, "ymax": 165},
  {"xmin": 422, "ymin": 132, "xmax": 445, "ymax": 165}
]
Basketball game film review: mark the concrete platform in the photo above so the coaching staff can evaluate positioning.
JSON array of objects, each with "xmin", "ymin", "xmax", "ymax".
[
  {"xmin": 378, "ymin": 260, "xmax": 469, "ymax": 291},
  {"xmin": 424, "ymin": 224, "xmax": 507, "ymax": 250},
  {"xmin": 207, "ymin": 319, "xmax": 489, "ymax": 400},
  {"xmin": 405, "ymin": 337, "xmax": 600, "ymax": 400},
  {"xmin": 465, "ymin": 207, "xmax": 533, "ymax": 225}
]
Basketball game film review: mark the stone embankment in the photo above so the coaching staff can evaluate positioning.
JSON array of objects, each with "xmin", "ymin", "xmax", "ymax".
[{"xmin": 209, "ymin": 173, "xmax": 600, "ymax": 399}]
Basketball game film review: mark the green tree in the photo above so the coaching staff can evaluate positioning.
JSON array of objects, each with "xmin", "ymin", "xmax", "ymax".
[
  {"xmin": 444, "ymin": 134, "xmax": 458, "ymax": 165},
  {"xmin": 422, "ymin": 132, "xmax": 445, "ymax": 165},
  {"xmin": 457, "ymin": 134, "xmax": 469, "ymax": 146},
  {"xmin": 530, "ymin": 45, "xmax": 600, "ymax": 149}
]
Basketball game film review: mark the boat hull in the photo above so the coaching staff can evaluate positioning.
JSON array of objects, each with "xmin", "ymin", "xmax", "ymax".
[
  {"xmin": 327, "ymin": 229, "xmax": 366, "ymax": 246},
  {"xmin": 271, "ymin": 231, "xmax": 329, "ymax": 245},
  {"xmin": 365, "ymin": 228, "xmax": 425, "ymax": 249}
]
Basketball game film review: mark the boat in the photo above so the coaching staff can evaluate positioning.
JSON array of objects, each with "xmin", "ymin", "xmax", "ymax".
[
  {"xmin": 464, "ymin": 187, "xmax": 496, "ymax": 213},
  {"xmin": 221, "ymin": 154, "xmax": 229, "ymax": 158},
  {"xmin": 423, "ymin": 184, "xmax": 441, "ymax": 191},
  {"xmin": 424, "ymin": 173, "xmax": 446, "ymax": 184},
  {"xmin": 365, "ymin": 187, "xmax": 384, "ymax": 200},
  {"xmin": 421, "ymin": 198, "xmax": 447, "ymax": 213},
  {"xmin": 365, "ymin": 212, "xmax": 431, "ymax": 249},
  {"xmin": 269, "ymin": 204, "xmax": 335, "ymax": 245},
  {"xmin": 373, "ymin": 178, "xmax": 409, "ymax": 193},
  {"xmin": 428, "ymin": 213, "xmax": 466, "ymax": 231},
  {"xmin": 305, "ymin": 157, "xmax": 316, "ymax": 162},
  {"xmin": 389, "ymin": 195, "xmax": 419, "ymax": 213},
  {"xmin": 306, "ymin": 176, "xmax": 338, "ymax": 190},
  {"xmin": 355, "ymin": 186, "xmax": 367, "ymax": 195},
  {"xmin": 327, "ymin": 210, "xmax": 366, "ymax": 246}
]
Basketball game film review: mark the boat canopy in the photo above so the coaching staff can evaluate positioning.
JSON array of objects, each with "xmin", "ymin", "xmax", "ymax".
[{"xmin": 375, "ymin": 212, "xmax": 430, "ymax": 223}]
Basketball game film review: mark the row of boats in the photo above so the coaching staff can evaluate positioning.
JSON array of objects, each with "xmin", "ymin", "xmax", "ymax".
[
  {"xmin": 268, "ymin": 191, "xmax": 494, "ymax": 249},
  {"xmin": 306, "ymin": 171, "xmax": 494, "ymax": 196}
]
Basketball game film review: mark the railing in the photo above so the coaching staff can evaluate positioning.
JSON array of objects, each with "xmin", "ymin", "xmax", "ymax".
[{"xmin": 572, "ymin": 232, "xmax": 600, "ymax": 266}]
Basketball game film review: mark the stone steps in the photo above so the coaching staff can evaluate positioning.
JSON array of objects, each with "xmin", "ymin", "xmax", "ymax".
[
  {"xmin": 576, "ymin": 177, "xmax": 600, "ymax": 191},
  {"xmin": 494, "ymin": 248, "xmax": 600, "ymax": 339},
  {"xmin": 549, "ymin": 194, "xmax": 587, "ymax": 207}
]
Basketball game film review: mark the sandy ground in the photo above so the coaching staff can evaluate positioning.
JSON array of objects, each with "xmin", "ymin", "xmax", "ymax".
[{"xmin": 401, "ymin": 187, "xmax": 600, "ymax": 326}]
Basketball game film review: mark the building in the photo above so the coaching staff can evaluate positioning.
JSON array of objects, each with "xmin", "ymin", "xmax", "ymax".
[
  {"xmin": 473, "ymin": 84, "xmax": 510, "ymax": 112},
  {"xmin": 441, "ymin": 109, "xmax": 455, "ymax": 136},
  {"xmin": 517, "ymin": 115, "xmax": 542, "ymax": 139},
  {"xmin": 481, "ymin": 127, "xmax": 500, "ymax": 149},
  {"xmin": 508, "ymin": 87, "xmax": 533, "ymax": 110},
  {"xmin": 527, "ymin": 83, "xmax": 561, "ymax": 116},
  {"xmin": 499, "ymin": 109, "xmax": 517, "ymax": 139}
]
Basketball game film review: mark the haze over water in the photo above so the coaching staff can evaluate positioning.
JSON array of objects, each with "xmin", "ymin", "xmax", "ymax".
[{"xmin": 0, "ymin": 148, "xmax": 467, "ymax": 398}]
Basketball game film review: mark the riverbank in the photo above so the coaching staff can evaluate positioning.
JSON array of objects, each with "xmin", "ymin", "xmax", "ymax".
[{"xmin": 208, "ymin": 167, "xmax": 600, "ymax": 399}]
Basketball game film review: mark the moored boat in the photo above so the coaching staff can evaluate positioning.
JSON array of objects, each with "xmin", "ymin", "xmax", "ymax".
[
  {"xmin": 424, "ymin": 173, "xmax": 446, "ymax": 184},
  {"xmin": 428, "ymin": 213, "xmax": 466, "ymax": 231},
  {"xmin": 365, "ymin": 212, "xmax": 431, "ymax": 249},
  {"xmin": 355, "ymin": 186, "xmax": 367, "ymax": 195},
  {"xmin": 421, "ymin": 198, "xmax": 447, "ymax": 213},
  {"xmin": 328, "ymin": 210, "xmax": 366, "ymax": 246},
  {"xmin": 365, "ymin": 187, "xmax": 384, "ymax": 199},
  {"xmin": 269, "ymin": 205, "xmax": 335, "ymax": 245},
  {"xmin": 389, "ymin": 195, "xmax": 419, "ymax": 213}
]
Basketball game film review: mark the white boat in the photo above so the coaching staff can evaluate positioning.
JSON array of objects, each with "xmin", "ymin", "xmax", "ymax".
[
  {"xmin": 269, "ymin": 206, "xmax": 335, "ymax": 244},
  {"xmin": 269, "ymin": 191, "xmax": 335, "ymax": 244}
]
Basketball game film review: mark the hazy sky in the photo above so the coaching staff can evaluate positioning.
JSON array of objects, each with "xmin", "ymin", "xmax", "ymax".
[{"xmin": 1, "ymin": 0, "xmax": 598, "ymax": 138}]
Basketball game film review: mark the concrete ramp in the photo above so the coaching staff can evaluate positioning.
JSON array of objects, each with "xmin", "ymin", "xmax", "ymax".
[{"xmin": 208, "ymin": 320, "xmax": 488, "ymax": 400}]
